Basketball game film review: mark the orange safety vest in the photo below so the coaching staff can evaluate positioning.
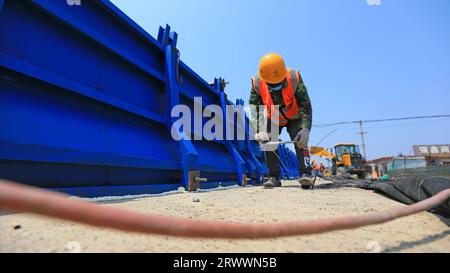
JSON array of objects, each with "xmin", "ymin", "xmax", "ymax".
[{"xmin": 252, "ymin": 69, "xmax": 302, "ymax": 126}]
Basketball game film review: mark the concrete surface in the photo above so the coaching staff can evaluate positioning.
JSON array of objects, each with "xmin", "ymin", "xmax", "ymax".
[{"xmin": 0, "ymin": 179, "xmax": 449, "ymax": 253}]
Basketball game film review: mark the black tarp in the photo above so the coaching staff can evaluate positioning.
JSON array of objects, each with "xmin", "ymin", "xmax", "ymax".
[{"xmin": 316, "ymin": 175, "xmax": 450, "ymax": 218}]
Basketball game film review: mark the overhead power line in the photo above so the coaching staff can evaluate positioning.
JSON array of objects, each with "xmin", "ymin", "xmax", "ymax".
[
  {"xmin": 313, "ymin": 114, "xmax": 450, "ymax": 128},
  {"xmin": 312, "ymin": 114, "xmax": 450, "ymax": 159}
]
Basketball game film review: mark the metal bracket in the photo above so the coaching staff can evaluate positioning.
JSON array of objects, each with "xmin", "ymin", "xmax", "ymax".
[
  {"xmin": 159, "ymin": 24, "xmax": 182, "ymax": 84},
  {"xmin": 174, "ymin": 48, "xmax": 183, "ymax": 84},
  {"xmin": 236, "ymin": 98, "xmax": 266, "ymax": 183},
  {"xmin": 241, "ymin": 175, "xmax": 250, "ymax": 187},
  {"xmin": 214, "ymin": 78, "xmax": 246, "ymax": 186},
  {"xmin": 249, "ymin": 153, "xmax": 265, "ymax": 184},
  {"xmin": 158, "ymin": 24, "xmax": 178, "ymax": 48},
  {"xmin": 161, "ymin": 25, "xmax": 197, "ymax": 190},
  {"xmin": 188, "ymin": 171, "xmax": 208, "ymax": 192}
]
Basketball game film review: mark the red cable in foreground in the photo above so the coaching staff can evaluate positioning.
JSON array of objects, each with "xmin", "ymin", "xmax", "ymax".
[{"xmin": 0, "ymin": 179, "xmax": 449, "ymax": 239}]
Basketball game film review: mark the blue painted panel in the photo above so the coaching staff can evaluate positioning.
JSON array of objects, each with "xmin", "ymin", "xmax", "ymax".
[
  {"xmin": 0, "ymin": 0, "xmax": 276, "ymax": 197},
  {"xmin": 0, "ymin": 1, "xmax": 165, "ymax": 115},
  {"xmin": 0, "ymin": 161, "xmax": 108, "ymax": 188}
]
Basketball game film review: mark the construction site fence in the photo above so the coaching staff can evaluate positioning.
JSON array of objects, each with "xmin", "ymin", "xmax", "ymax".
[{"xmin": 389, "ymin": 166, "xmax": 450, "ymax": 180}]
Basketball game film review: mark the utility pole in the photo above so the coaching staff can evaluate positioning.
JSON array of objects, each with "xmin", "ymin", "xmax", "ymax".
[{"xmin": 358, "ymin": 121, "xmax": 367, "ymax": 159}]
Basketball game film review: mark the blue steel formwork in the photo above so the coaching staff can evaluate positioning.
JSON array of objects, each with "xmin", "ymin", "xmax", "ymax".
[
  {"xmin": 289, "ymin": 149, "xmax": 300, "ymax": 178},
  {"xmin": 279, "ymin": 145, "xmax": 300, "ymax": 180},
  {"xmin": 0, "ymin": 0, "xmax": 269, "ymax": 197}
]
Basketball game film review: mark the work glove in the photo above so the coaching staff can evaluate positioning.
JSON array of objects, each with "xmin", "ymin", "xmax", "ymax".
[
  {"xmin": 255, "ymin": 132, "xmax": 270, "ymax": 143},
  {"xmin": 294, "ymin": 128, "xmax": 310, "ymax": 149}
]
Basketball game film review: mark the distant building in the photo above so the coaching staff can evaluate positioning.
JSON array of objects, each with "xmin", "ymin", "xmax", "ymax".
[
  {"xmin": 413, "ymin": 144, "xmax": 450, "ymax": 166},
  {"xmin": 390, "ymin": 156, "xmax": 427, "ymax": 170},
  {"xmin": 366, "ymin": 157, "xmax": 393, "ymax": 178},
  {"xmin": 367, "ymin": 156, "xmax": 427, "ymax": 178},
  {"xmin": 367, "ymin": 145, "xmax": 450, "ymax": 179}
]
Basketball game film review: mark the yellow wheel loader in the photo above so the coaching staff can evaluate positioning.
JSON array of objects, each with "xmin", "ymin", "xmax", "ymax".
[{"xmin": 310, "ymin": 144, "xmax": 368, "ymax": 179}]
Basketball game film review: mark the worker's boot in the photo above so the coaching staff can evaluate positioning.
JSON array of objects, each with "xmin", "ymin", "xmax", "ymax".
[
  {"xmin": 264, "ymin": 177, "xmax": 282, "ymax": 189},
  {"xmin": 299, "ymin": 174, "xmax": 314, "ymax": 190}
]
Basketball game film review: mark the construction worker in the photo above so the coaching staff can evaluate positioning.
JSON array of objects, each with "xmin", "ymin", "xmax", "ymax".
[
  {"xmin": 250, "ymin": 53, "xmax": 313, "ymax": 189},
  {"xmin": 320, "ymin": 162, "xmax": 325, "ymax": 173}
]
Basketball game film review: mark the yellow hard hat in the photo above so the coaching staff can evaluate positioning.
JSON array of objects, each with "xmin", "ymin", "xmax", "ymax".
[{"xmin": 258, "ymin": 53, "xmax": 288, "ymax": 84}]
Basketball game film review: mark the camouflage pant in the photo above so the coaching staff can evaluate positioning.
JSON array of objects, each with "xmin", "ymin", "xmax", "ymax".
[{"xmin": 265, "ymin": 119, "xmax": 312, "ymax": 178}]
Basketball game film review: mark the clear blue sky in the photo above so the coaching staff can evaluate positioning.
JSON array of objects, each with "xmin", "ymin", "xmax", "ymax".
[{"xmin": 111, "ymin": 0, "xmax": 450, "ymax": 160}]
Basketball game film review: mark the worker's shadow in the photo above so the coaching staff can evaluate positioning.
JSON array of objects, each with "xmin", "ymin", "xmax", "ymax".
[{"xmin": 382, "ymin": 229, "xmax": 450, "ymax": 253}]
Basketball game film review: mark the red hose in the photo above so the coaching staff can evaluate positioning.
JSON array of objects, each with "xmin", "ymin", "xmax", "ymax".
[{"xmin": 0, "ymin": 179, "xmax": 449, "ymax": 239}]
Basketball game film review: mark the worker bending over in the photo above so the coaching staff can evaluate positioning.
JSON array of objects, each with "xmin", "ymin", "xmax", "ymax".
[{"xmin": 250, "ymin": 53, "xmax": 313, "ymax": 189}]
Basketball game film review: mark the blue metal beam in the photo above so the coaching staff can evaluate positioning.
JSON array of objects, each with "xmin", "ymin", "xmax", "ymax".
[
  {"xmin": 215, "ymin": 78, "xmax": 246, "ymax": 186},
  {"xmin": 30, "ymin": 0, "xmax": 165, "ymax": 82},
  {"xmin": 180, "ymin": 63, "xmax": 220, "ymax": 96},
  {"xmin": 96, "ymin": 0, "xmax": 163, "ymax": 51},
  {"xmin": 0, "ymin": 53, "xmax": 166, "ymax": 124},
  {"xmin": 160, "ymin": 25, "xmax": 199, "ymax": 189},
  {"xmin": 0, "ymin": 141, "xmax": 180, "ymax": 170}
]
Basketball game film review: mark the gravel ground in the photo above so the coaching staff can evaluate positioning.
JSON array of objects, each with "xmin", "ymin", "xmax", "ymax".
[{"xmin": 0, "ymin": 179, "xmax": 449, "ymax": 253}]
